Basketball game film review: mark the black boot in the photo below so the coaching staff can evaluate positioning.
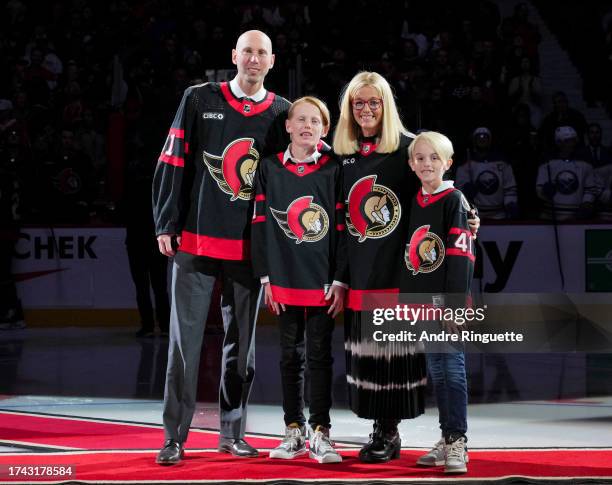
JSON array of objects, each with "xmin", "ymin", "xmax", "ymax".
[{"xmin": 359, "ymin": 419, "xmax": 401, "ymax": 463}]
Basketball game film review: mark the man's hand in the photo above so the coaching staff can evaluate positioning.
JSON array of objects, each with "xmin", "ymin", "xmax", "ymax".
[
  {"xmin": 157, "ymin": 234, "xmax": 180, "ymax": 257},
  {"xmin": 325, "ymin": 284, "xmax": 345, "ymax": 318},
  {"xmin": 264, "ymin": 282, "xmax": 285, "ymax": 315}
]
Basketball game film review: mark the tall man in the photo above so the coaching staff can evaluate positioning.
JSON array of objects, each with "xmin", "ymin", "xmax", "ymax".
[{"xmin": 153, "ymin": 30, "xmax": 290, "ymax": 465}]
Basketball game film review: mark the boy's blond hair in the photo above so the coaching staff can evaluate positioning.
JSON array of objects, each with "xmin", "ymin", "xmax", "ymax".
[
  {"xmin": 408, "ymin": 131, "xmax": 454, "ymax": 162},
  {"xmin": 332, "ymin": 71, "xmax": 410, "ymax": 155},
  {"xmin": 288, "ymin": 96, "xmax": 331, "ymax": 130}
]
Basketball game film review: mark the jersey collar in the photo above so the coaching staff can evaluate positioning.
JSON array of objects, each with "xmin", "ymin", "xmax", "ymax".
[{"xmin": 229, "ymin": 78, "xmax": 266, "ymax": 102}]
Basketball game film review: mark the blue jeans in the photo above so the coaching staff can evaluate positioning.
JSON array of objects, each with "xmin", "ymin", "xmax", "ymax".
[{"xmin": 426, "ymin": 352, "xmax": 467, "ymax": 437}]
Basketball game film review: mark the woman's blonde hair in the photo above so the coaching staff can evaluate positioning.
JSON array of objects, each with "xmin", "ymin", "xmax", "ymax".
[
  {"xmin": 408, "ymin": 131, "xmax": 455, "ymax": 162},
  {"xmin": 288, "ymin": 96, "xmax": 331, "ymax": 131},
  {"xmin": 332, "ymin": 71, "xmax": 410, "ymax": 155}
]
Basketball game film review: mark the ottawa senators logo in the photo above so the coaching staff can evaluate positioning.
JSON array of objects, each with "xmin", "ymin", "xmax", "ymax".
[
  {"xmin": 203, "ymin": 138, "xmax": 259, "ymax": 201},
  {"xmin": 404, "ymin": 225, "xmax": 445, "ymax": 275},
  {"xmin": 53, "ymin": 168, "xmax": 82, "ymax": 195},
  {"xmin": 270, "ymin": 196, "xmax": 329, "ymax": 244},
  {"xmin": 346, "ymin": 175, "xmax": 401, "ymax": 242}
]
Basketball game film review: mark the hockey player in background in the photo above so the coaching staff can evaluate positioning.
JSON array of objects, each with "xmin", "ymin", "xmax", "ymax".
[
  {"xmin": 455, "ymin": 127, "xmax": 518, "ymax": 219},
  {"xmin": 536, "ymin": 126, "xmax": 601, "ymax": 221},
  {"xmin": 401, "ymin": 131, "xmax": 474, "ymax": 474},
  {"xmin": 251, "ymin": 96, "xmax": 346, "ymax": 464}
]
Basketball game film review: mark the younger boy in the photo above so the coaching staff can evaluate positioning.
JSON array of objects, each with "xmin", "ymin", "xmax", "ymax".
[
  {"xmin": 251, "ymin": 97, "xmax": 347, "ymax": 464},
  {"xmin": 401, "ymin": 131, "xmax": 474, "ymax": 474}
]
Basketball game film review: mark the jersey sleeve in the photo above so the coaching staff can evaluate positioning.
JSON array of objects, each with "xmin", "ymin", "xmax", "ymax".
[
  {"xmin": 251, "ymin": 156, "xmax": 269, "ymax": 278},
  {"xmin": 262, "ymin": 100, "xmax": 290, "ymax": 157},
  {"xmin": 444, "ymin": 190, "xmax": 475, "ymax": 306},
  {"xmin": 152, "ymin": 86, "xmax": 198, "ymax": 236}
]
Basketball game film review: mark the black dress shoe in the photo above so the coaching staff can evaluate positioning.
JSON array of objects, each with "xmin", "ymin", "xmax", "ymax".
[
  {"xmin": 359, "ymin": 420, "xmax": 401, "ymax": 463},
  {"xmin": 218, "ymin": 437, "xmax": 259, "ymax": 457},
  {"xmin": 156, "ymin": 439, "xmax": 184, "ymax": 465}
]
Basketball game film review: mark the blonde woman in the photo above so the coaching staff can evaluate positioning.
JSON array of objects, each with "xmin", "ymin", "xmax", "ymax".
[
  {"xmin": 333, "ymin": 71, "xmax": 424, "ymax": 463},
  {"xmin": 333, "ymin": 72, "xmax": 478, "ymax": 463}
]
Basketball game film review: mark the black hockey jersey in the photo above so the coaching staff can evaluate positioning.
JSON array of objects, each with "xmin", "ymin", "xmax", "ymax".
[
  {"xmin": 153, "ymin": 82, "xmax": 290, "ymax": 260},
  {"xmin": 340, "ymin": 134, "xmax": 418, "ymax": 310},
  {"xmin": 400, "ymin": 183, "xmax": 474, "ymax": 305},
  {"xmin": 251, "ymin": 146, "xmax": 347, "ymax": 306}
]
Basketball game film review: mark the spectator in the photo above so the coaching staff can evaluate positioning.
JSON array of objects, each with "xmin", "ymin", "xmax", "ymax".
[
  {"xmin": 507, "ymin": 56, "xmax": 542, "ymax": 126},
  {"xmin": 470, "ymin": 38, "xmax": 504, "ymax": 92},
  {"xmin": 419, "ymin": 85, "xmax": 452, "ymax": 134},
  {"xmin": 501, "ymin": 2, "xmax": 541, "ymax": 61},
  {"xmin": 577, "ymin": 122, "xmax": 612, "ymax": 167},
  {"xmin": 75, "ymin": 108, "xmax": 106, "ymax": 180},
  {"xmin": 397, "ymin": 39, "xmax": 421, "ymax": 73},
  {"xmin": 123, "ymin": 117, "xmax": 169, "ymax": 338},
  {"xmin": 464, "ymin": 84, "xmax": 501, "ymax": 138},
  {"xmin": 502, "ymin": 103, "xmax": 544, "ymax": 218},
  {"xmin": 204, "ymin": 25, "xmax": 233, "ymax": 70},
  {"xmin": 539, "ymin": 92, "xmax": 588, "ymax": 150},
  {"xmin": 471, "ymin": 0, "xmax": 501, "ymax": 40},
  {"xmin": 23, "ymin": 48, "xmax": 53, "ymax": 107},
  {"xmin": 0, "ymin": 125, "xmax": 25, "ymax": 329},
  {"xmin": 40, "ymin": 127, "xmax": 95, "ymax": 224},
  {"xmin": 62, "ymin": 81, "xmax": 84, "ymax": 124}
]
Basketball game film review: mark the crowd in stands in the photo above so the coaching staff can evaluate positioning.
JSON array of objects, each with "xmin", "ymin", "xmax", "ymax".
[{"xmin": 1, "ymin": 0, "xmax": 611, "ymax": 226}]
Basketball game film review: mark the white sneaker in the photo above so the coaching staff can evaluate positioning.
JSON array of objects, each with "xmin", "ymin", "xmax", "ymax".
[
  {"xmin": 445, "ymin": 436, "xmax": 469, "ymax": 474},
  {"xmin": 416, "ymin": 437, "xmax": 446, "ymax": 466},
  {"xmin": 309, "ymin": 426, "xmax": 342, "ymax": 464},
  {"xmin": 269, "ymin": 423, "xmax": 307, "ymax": 459}
]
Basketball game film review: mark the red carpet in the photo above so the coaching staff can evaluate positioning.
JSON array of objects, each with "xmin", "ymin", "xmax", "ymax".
[
  {"xmin": 0, "ymin": 410, "xmax": 278, "ymax": 450},
  {"xmin": 1, "ymin": 449, "xmax": 611, "ymax": 483},
  {"xmin": 1, "ymin": 411, "xmax": 611, "ymax": 483}
]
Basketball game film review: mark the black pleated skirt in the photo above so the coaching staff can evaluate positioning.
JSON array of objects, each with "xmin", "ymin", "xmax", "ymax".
[{"xmin": 344, "ymin": 310, "xmax": 427, "ymax": 419}]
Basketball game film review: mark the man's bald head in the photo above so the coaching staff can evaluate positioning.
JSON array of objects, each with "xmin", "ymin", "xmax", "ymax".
[
  {"xmin": 235, "ymin": 30, "xmax": 273, "ymax": 53},
  {"xmin": 232, "ymin": 30, "xmax": 275, "ymax": 94}
]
